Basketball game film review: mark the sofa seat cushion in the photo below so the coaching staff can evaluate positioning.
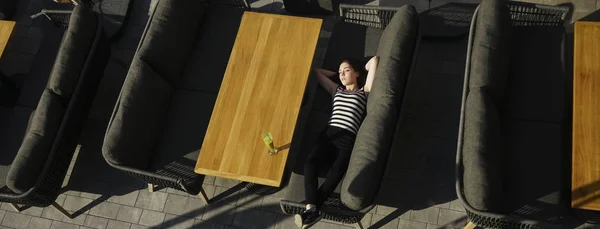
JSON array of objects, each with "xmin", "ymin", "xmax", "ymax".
[
  {"xmin": 341, "ymin": 5, "xmax": 418, "ymax": 211},
  {"xmin": 150, "ymin": 89, "xmax": 217, "ymax": 193},
  {"xmin": 6, "ymin": 90, "xmax": 65, "ymax": 193},
  {"xmin": 505, "ymin": 27, "xmax": 565, "ymax": 123},
  {"xmin": 48, "ymin": 5, "xmax": 99, "ymax": 101},
  {"xmin": 103, "ymin": 59, "xmax": 173, "ymax": 169},
  {"xmin": 462, "ymin": 88, "xmax": 503, "ymax": 212},
  {"xmin": 177, "ymin": 9, "xmax": 244, "ymax": 93},
  {"xmin": 0, "ymin": 106, "xmax": 34, "ymax": 191}
]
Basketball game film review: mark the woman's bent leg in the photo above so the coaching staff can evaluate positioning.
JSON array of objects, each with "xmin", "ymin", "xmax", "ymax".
[
  {"xmin": 315, "ymin": 146, "xmax": 352, "ymax": 207},
  {"xmin": 304, "ymin": 137, "xmax": 334, "ymax": 206}
]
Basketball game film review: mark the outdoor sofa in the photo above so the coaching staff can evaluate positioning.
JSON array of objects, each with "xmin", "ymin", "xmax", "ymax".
[
  {"xmin": 456, "ymin": 0, "xmax": 575, "ymax": 227},
  {"xmin": 102, "ymin": 0, "xmax": 249, "ymax": 202},
  {"xmin": 0, "ymin": 4, "xmax": 109, "ymax": 217},
  {"xmin": 279, "ymin": 4, "xmax": 420, "ymax": 228}
]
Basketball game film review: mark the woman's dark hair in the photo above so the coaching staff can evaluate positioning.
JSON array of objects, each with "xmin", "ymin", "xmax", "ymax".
[{"xmin": 341, "ymin": 58, "xmax": 366, "ymax": 88}]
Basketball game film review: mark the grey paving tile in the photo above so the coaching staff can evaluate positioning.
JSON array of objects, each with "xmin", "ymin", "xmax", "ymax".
[
  {"xmin": 138, "ymin": 210, "xmax": 164, "ymax": 227},
  {"xmin": 130, "ymin": 225, "xmax": 149, "ymax": 229},
  {"xmin": 448, "ymin": 200, "xmax": 465, "ymax": 213},
  {"xmin": 61, "ymin": 211, "xmax": 87, "ymax": 226},
  {"xmin": 398, "ymin": 219, "xmax": 427, "ymax": 229},
  {"xmin": 437, "ymin": 209, "xmax": 467, "ymax": 228},
  {"xmin": 42, "ymin": 195, "xmax": 67, "ymax": 221},
  {"xmin": 84, "ymin": 215, "xmax": 109, "ymax": 229},
  {"xmin": 116, "ymin": 206, "xmax": 142, "ymax": 224},
  {"xmin": 203, "ymin": 176, "xmax": 216, "ymax": 185},
  {"xmin": 135, "ymin": 190, "xmax": 168, "ymax": 212},
  {"xmin": 89, "ymin": 202, "xmax": 121, "ymax": 219},
  {"xmin": 272, "ymin": 214, "xmax": 295, "ymax": 229},
  {"xmin": 192, "ymin": 219, "xmax": 226, "ymax": 229},
  {"xmin": 311, "ymin": 221, "xmax": 353, "ymax": 229},
  {"xmin": 261, "ymin": 195, "xmax": 283, "ymax": 214},
  {"xmin": 107, "ymin": 220, "xmax": 131, "ymax": 229},
  {"xmin": 410, "ymin": 207, "xmax": 440, "ymax": 224},
  {"xmin": 28, "ymin": 217, "xmax": 52, "ymax": 229},
  {"xmin": 214, "ymin": 177, "xmax": 240, "ymax": 188},
  {"xmin": 235, "ymin": 190, "xmax": 263, "ymax": 209},
  {"xmin": 79, "ymin": 181, "xmax": 113, "ymax": 200},
  {"xmin": 107, "ymin": 189, "xmax": 140, "ymax": 207},
  {"xmin": 0, "ymin": 210, "xmax": 5, "ymax": 223},
  {"xmin": 63, "ymin": 195, "xmax": 94, "ymax": 212},
  {"xmin": 202, "ymin": 185, "xmax": 217, "ymax": 200},
  {"xmin": 1, "ymin": 203, "xmax": 43, "ymax": 217},
  {"xmin": 201, "ymin": 202, "xmax": 236, "ymax": 225},
  {"xmin": 232, "ymin": 207, "xmax": 278, "ymax": 229},
  {"xmin": 546, "ymin": 0, "xmax": 596, "ymax": 11},
  {"xmin": 163, "ymin": 193, "xmax": 205, "ymax": 219},
  {"xmin": 50, "ymin": 221, "xmax": 79, "ymax": 229},
  {"xmin": 375, "ymin": 204, "xmax": 411, "ymax": 219},
  {"xmin": 360, "ymin": 213, "xmax": 373, "ymax": 228},
  {"xmin": 597, "ymin": 0, "xmax": 600, "ymax": 9},
  {"xmin": 166, "ymin": 188, "xmax": 192, "ymax": 197},
  {"xmin": 1, "ymin": 211, "xmax": 32, "ymax": 228},
  {"xmin": 82, "ymin": 227, "xmax": 95, "ymax": 229},
  {"xmin": 162, "ymin": 214, "xmax": 195, "ymax": 229},
  {"xmin": 370, "ymin": 213, "xmax": 399, "ymax": 229}
]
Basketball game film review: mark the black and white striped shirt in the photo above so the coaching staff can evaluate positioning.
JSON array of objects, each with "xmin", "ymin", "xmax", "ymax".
[{"xmin": 328, "ymin": 86, "xmax": 368, "ymax": 135}]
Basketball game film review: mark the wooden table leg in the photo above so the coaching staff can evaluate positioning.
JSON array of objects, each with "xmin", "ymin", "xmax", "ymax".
[{"xmin": 464, "ymin": 221, "xmax": 477, "ymax": 229}]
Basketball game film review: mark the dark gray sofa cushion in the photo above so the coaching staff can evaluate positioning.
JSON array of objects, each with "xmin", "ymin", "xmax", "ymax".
[
  {"xmin": 462, "ymin": 88, "xmax": 503, "ymax": 212},
  {"xmin": 341, "ymin": 5, "xmax": 418, "ymax": 210},
  {"xmin": 103, "ymin": 59, "xmax": 173, "ymax": 168},
  {"xmin": 0, "ymin": 106, "xmax": 34, "ymax": 191},
  {"xmin": 103, "ymin": 0, "xmax": 207, "ymax": 169},
  {"xmin": 6, "ymin": 90, "xmax": 65, "ymax": 193},
  {"xmin": 468, "ymin": 0, "xmax": 511, "ymax": 102},
  {"xmin": 150, "ymin": 90, "xmax": 217, "ymax": 192},
  {"xmin": 48, "ymin": 5, "xmax": 99, "ymax": 101},
  {"xmin": 137, "ymin": 0, "xmax": 206, "ymax": 83},
  {"xmin": 177, "ymin": 9, "xmax": 244, "ymax": 93}
]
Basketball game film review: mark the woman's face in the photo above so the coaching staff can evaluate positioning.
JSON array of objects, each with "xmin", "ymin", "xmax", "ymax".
[{"xmin": 338, "ymin": 62, "xmax": 359, "ymax": 86}]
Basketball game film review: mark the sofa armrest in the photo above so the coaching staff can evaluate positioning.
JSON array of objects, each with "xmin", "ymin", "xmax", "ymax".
[
  {"xmin": 103, "ymin": 59, "xmax": 173, "ymax": 169},
  {"xmin": 340, "ymin": 5, "xmax": 418, "ymax": 210}
]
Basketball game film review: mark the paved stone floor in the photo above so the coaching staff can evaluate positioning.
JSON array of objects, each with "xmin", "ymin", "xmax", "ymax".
[{"xmin": 1, "ymin": 0, "xmax": 599, "ymax": 228}]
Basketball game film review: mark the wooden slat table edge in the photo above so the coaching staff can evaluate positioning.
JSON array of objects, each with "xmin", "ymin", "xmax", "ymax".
[
  {"xmin": 571, "ymin": 21, "xmax": 600, "ymax": 211},
  {"xmin": 194, "ymin": 168, "xmax": 280, "ymax": 187}
]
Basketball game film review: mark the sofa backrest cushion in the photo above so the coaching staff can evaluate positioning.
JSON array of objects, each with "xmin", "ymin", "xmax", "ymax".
[
  {"xmin": 136, "ymin": 0, "xmax": 207, "ymax": 83},
  {"xmin": 5, "ymin": 5, "xmax": 100, "ymax": 194},
  {"xmin": 47, "ymin": 5, "xmax": 98, "ymax": 102},
  {"xmin": 468, "ymin": 0, "xmax": 511, "ymax": 102},
  {"xmin": 340, "ymin": 5, "xmax": 418, "ymax": 210},
  {"xmin": 462, "ymin": 88, "xmax": 504, "ymax": 211}
]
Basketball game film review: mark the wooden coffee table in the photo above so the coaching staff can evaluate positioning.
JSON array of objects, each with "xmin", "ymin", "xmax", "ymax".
[
  {"xmin": 194, "ymin": 12, "xmax": 322, "ymax": 187},
  {"xmin": 572, "ymin": 21, "xmax": 600, "ymax": 211}
]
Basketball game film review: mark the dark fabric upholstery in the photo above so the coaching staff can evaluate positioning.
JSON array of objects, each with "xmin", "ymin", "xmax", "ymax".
[
  {"xmin": 0, "ymin": 106, "xmax": 34, "ymax": 190},
  {"xmin": 176, "ymin": 9, "xmax": 243, "ymax": 93},
  {"xmin": 4, "ymin": 5, "xmax": 104, "ymax": 194},
  {"xmin": 468, "ymin": 0, "xmax": 511, "ymax": 103},
  {"xmin": 341, "ymin": 5, "xmax": 418, "ymax": 210},
  {"xmin": 6, "ymin": 90, "xmax": 65, "ymax": 193},
  {"xmin": 0, "ymin": 0, "xmax": 17, "ymax": 19},
  {"xmin": 103, "ymin": 0, "xmax": 207, "ymax": 169},
  {"xmin": 103, "ymin": 59, "xmax": 173, "ymax": 168},
  {"xmin": 150, "ymin": 90, "xmax": 217, "ymax": 193},
  {"xmin": 505, "ymin": 27, "xmax": 565, "ymax": 123},
  {"xmin": 48, "ymin": 5, "xmax": 99, "ymax": 101},
  {"xmin": 136, "ymin": 0, "xmax": 206, "ymax": 83},
  {"xmin": 462, "ymin": 88, "xmax": 503, "ymax": 212}
]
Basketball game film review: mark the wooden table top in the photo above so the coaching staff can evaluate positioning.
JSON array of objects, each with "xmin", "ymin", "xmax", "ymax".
[
  {"xmin": 572, "ymin": 21, "xmax": 600, "ymax": 211},
  {"xmin": 0, "ymin": 20, "xmax": 15, "ymax": 58},
  {"xmin": 194, "ymin": 12, "xmax": 322, "ymax": 187}
]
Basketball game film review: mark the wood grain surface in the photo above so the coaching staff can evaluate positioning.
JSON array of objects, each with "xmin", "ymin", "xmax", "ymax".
[
  {"xmin": 572, "ymin": 21, "xmax": 600, "ymax": 211},
  {"xmin": 195, "ymin": 12, "xmax": 322, "ymax": 187},
  {"xmin": 0, "ymin": 20, "xmax": 15, "ymax": 58}
]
